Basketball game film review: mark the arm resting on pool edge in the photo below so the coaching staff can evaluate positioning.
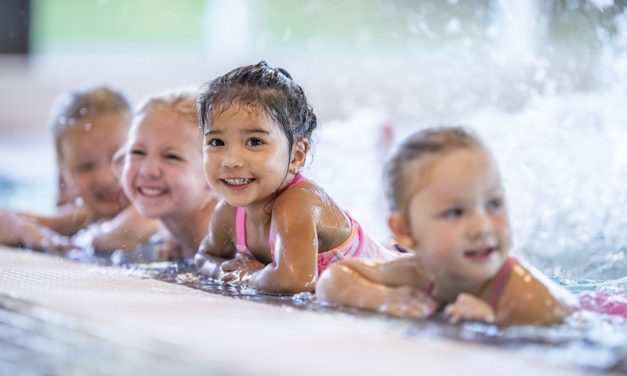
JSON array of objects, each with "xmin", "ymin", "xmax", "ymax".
[{"xmin": 316, "ymin": 261, "xmax": 437, "ymax": 319}]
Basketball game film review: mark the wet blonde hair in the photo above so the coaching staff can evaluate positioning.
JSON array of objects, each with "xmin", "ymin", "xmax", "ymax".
[
  {"xmin": 135, "ymin": 88, "xmax": 198, "ymax": 126},
  {"xmin": 383, "ymin": 126, "xmax": 486, "ymax": 212},
  {"xmin": 49, "ymin": 85, "xmax": 131, "ymax": 160},
  {"xmin": 118, "ymin": 89, "xmax": 200, "ymax": 163}
]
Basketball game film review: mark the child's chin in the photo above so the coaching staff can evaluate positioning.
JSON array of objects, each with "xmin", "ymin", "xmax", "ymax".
[{"xmin": 224, "ymin": 197, "xmax": 249, "ymax": 208}]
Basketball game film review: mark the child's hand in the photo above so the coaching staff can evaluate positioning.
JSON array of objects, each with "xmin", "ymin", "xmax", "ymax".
[
  {"xmin": 379, "ymin": 286, "xmax": 438, "ymax": 319},
  {"xmin": 153, "ymin": 237, "xmax": 183, "ymax": 261},
  {"xmin": 444, "ymin": 293, "xmax": 495, "ymax": 324},
  {"xmin": 220, "ymin": 252, "xmax": 264, "ymax": 285},
  {"xmin": 19, "ymin": 220, "xmax": 74, "ymax": 254}
]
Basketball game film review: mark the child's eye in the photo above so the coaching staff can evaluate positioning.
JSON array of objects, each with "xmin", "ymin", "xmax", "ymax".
[
  {"xmin": 487, "ymin": 197, "xmax": 503, "ymax": 211},
  {"xmin": 206, "ymin": 138, "xmax": 224, "ymax": 147},
  {"xmin": 165, "ymin": 153, "xmax": 182, "ymax": 161},
  {"xmin": 246, "ymin": 138, "xmax": 264, "ymax": 147},
  {"xmin": 76, "ymin": 162, "xmax": 95, "ymax": 173},
  {"xmin": 442, "ymin": 207, "xmax": 464, "ymax": 218},
  {"xmin": 130, "ymin": 149, "xmax": 145, "ymax": 157}
]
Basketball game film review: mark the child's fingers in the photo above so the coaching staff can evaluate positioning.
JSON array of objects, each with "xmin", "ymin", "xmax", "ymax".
[
  {"xmin": 50, "ymin": 237, "xmax": 75, "ymax": 253},
  {"xmin": 444, "ymin": 294, "xmax": 496, "ymax": 324},
  {"xmin": 220, "ymin": 271, "xmax": 241, "ymax": 284},
  {"xmin": 221, "ymin": 259, "xmax": 241, "ymax": 272},
  {"xmin": 444, "ymin": 304, "xmax": 463, "ymax": 324}
]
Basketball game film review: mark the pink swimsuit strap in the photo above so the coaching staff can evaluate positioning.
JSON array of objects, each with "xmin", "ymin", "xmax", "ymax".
[
  {"xmin": 486, "ymin": 257, "xmax": 518, "ymax": 311},
  {"xmin": 235, "ymin": 173, "xmax": 306, "ymax": 252}
]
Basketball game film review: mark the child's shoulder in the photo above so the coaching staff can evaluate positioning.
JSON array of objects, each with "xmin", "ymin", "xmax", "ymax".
[{"xmin": 275, "ymin": 177, "xmax": 336, "ymax": 212}]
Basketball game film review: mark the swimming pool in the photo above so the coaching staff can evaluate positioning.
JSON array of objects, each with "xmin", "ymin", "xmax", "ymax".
[
  {"xmin": 2, "ymin": 25, "xmax": 627, "ymax": 376},
  {"xmin": 1, "ymin": 99, "xmax": 626, "ymax": 373}
]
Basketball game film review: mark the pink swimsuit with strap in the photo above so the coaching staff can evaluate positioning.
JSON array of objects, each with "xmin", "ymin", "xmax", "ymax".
[
  {"xmin": 486, "ymin": 257, "xmax": 519, "ymax": 311},
  {"xmin": 234, "ymin": 173, "xmax": 398, "ymax": 276}
]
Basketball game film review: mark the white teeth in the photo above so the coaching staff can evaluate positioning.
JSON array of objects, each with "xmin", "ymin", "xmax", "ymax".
[
  {"xmin": 140, "ymin": 187, "xmax": 166, "ymax": 196},
  {"xmin": 223, "ymin": 178, "xmax": 252, "ymax": 186}
]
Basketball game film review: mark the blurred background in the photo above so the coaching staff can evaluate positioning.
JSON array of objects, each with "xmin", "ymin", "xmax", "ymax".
[{"xmin": 1, "ymin": 0, "xmax": 626, "ymax": 279}]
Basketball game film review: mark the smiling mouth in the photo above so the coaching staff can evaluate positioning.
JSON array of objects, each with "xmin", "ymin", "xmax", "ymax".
[
  {"xmin": 221, "ymin": 178, "xmax": 254, "ymax": 187},
  {"xmin": 464, "ymin": 247, "xmax": 497, "ymax": 259},
  {"xmin": 138, "ymin": 187, "xmax": 168, "ymax": 197}
]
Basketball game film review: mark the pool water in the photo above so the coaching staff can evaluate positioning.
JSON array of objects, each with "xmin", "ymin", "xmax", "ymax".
[{"xmin": 84, "ymin": 256, "xmax": 627, "ymax": 373}]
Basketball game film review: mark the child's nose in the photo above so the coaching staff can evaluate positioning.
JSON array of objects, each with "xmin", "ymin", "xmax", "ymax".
[
  {"xmin": 467, "ymin": 212, "xmax": 493, "ymax": 240},
  {"xmin": 139, "ymin": 157, "xmax": 162, "ymax": 178},
  {"xmin": 221, "ymin": 146, "xmax": 244, "ymax": 168}
]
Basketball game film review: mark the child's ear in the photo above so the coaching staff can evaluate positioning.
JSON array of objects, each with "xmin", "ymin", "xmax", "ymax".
[
  {"xmin": 289, "ymin": 138, "xmax": 309, "ymax": 174},
  {"xmin": 388, "ymin": 212, "xmax": 416, "ymax": 250}
]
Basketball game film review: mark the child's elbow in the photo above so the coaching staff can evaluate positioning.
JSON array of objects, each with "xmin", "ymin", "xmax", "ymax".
[{"xmin": 271, "ymin": 272, "xmax": 316, "ymax": 294}]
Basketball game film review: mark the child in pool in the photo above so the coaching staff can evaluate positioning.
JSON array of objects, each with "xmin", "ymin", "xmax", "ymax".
[
  {"xmin": 121, "ymin": 89, "xmax": 218, "ymax": 260},
  {"xmin": 20, "ymin": 85, "xmax": 160, "ymax": 253},
  {"xmin": 194, "ymin": 61, "xmax": 399, "ymax": 294},
  {"xmin": 316, "ymin": 127, "xmax": 577, "ymax": 325}
]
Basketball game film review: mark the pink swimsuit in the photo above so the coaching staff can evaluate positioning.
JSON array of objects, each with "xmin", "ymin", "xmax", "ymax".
[
  {"xmin": 234, "ymin": 174, "xmax": 398, "ymax": 276},
  {"xmin": 485, "ymin": 257, "xmax": 519, "ymax": 311}
]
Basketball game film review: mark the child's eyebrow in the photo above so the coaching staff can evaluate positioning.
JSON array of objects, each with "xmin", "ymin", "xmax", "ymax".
[
  {"xmin": 242, "ymin": 127, "xmax": 270, "ymax": 135},
  {"xmin": 204, "ymin": 127, "xmax": 270, "ymax": 136},
  {"xmin": 204, "ymin": 129, "xmax": 221, "ymax": 136}
]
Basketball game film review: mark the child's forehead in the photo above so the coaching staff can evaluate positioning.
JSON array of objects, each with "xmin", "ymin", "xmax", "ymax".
[
  {"xmin": 402, "ymin": 148, "xmax": 499, "ymax": 200},
  {"xmin": 62, "ymin": 113, "xmax": 128, "ymax": 136},
  {"xmin": 131, "ymin": 109, "xmax": 200, "ymax": 144},
  {"xmin": 209, "ymin": 102, "xmax": 270, "ymax": 123}
]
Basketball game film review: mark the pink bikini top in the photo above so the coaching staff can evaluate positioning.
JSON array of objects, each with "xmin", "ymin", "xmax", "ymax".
[
  {"xmin": 486, "ymin": 257, "xmax": 519, "ymax": 311},
  {"xmin": 425, "ymin": 256, "xmax": 519, "ymax": 312},
  {"xmin": 234, "ymin": 173, "xmax": 369, "ymax": 276}
]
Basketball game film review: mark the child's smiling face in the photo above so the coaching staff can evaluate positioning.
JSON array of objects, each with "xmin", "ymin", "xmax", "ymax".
[
  {"xmin": 59, "ymin": 113, "xmax": 128, "ymax": 219},
  {"xmin": 202, "ymin": 105, "xmax": 303, "ymax": 209},
  {"xmin": 396, "ymin": 147, "xmax": 512, "ymax": 287},
  {"xmin": 122, "ymin": 108, "xmax": 210, "ymax": 220}
]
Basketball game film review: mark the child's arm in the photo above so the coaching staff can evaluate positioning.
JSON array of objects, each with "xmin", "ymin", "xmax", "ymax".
[
  {"xmin": 443, "ymin": 260, "xmax": 576, "ymax": 325},
  {"xmin": 24, "ymin": 203, "xmax": 94, "ymax": 236},
  {"xmin": 77, "ymin": 206, "xmax": 162, "ymax": 253},
  {"xmin": 0, "ymin": 208, "xmax": 73, "ymax": 252},
  {"xmin": 334, "ymin": 256, "xmax": 433, "ymax": 291},
  {"xmin": 238, "ymin": 200, "xmax": 318, "ymax": 293},
  {"xmin": 316, "ymin": 261, "xmax": 437, "ymax": 318},
  {"xmin": 494, "ymin": 261, "xmax": 576, "ymax": 325},
  {"xmin": 194, "ymin": 200, "xmax": 237, "ymax": 279}
]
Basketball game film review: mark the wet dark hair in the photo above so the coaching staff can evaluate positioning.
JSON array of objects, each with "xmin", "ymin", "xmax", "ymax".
[
  {"xmin": 197, "ymin": 61, "xmax": 317, "ymax": 155},
  {"xmin": 383, "ymin": 126, "xmax": 485, "ymax": 212}
]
